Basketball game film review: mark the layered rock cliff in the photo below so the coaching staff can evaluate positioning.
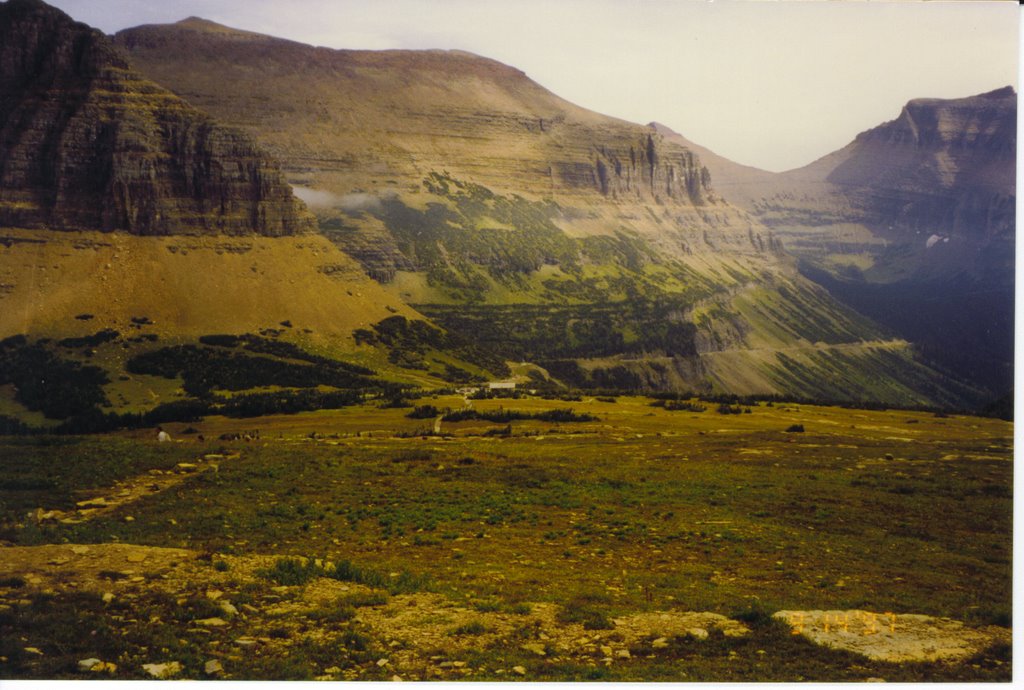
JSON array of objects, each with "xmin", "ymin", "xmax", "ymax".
[
  {"xmin": 0, "ymin": 0, "xmax": 315, "ymax": 236},
  {"xmin": 825, "ymin": 87, "xmax": 1016, "ymax": 242}
]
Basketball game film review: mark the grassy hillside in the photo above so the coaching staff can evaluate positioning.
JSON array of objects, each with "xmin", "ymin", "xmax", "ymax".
[
  {"xmin": 0, "ymin": 228, "xmax": 516, "ymax": 427},
  {"xmin": 0, "ymin": 397, "xmax": 1011, "ymax": 681}
]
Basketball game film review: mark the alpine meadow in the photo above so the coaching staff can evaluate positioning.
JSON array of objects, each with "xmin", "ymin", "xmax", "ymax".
[{"xmin": 0, "ymin": 0, "xmax": 1014, "ymax": 682}]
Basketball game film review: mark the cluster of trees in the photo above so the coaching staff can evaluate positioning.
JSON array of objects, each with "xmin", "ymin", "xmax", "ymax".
[
  {"xmin": 354, "ymin": 315, "xmax": 508, "ymax": 379},
  {"xmin": 127, "ymin": 344, "xmax": 380, "ymax": 397},
  {"xmin": 0, "ymin": 336, "xmax": 110, "ymax": 419},
  {"xmin": 422, "ymin": 301, "xmax": 698, "ymax": 362}
]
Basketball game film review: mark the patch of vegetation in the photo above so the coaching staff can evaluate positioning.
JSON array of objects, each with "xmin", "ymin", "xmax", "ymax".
[
  {"xmin": 406, "ymin": 405, "xmax": 441, "ymax": 419},
  {"xmin": 126, "ymin": 344, "xmax": 381, "ymax": 397},
  {"xmin": 383, "ymin": 173, "xmax": 580, "ymax": 289},
  {"xmin": 0, "ymin": 336, "xmax": 109, "ymax": 419},
  {"xmin": 354, "ymin": 315, "xmax": 508, "ymax": 378},
  {"xmin": 556, "ymin": 593, "xmax": 614, "ymax": 630},
  {"xmin": 57, "ymin": 329, "xmax": 120, "ymax": 349},
  {"xmin": 258, "ymin": 557, "xmax": 325, "ymax": 586},
  {"xmin": 423, "ymin": 302, "xmax": 698, "ymax": 363},
  {"xmin": 449, "ymin": 620, "xmax": 489, "ymax": 636}
]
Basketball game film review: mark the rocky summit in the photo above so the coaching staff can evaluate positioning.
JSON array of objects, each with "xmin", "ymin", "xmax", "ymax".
[{"xmin": 0, "ymin": 0, "xmax": 314, "ymax": 236}]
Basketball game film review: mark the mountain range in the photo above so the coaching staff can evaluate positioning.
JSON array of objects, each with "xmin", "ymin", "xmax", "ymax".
[{"xmin": 0, "ymin": 0, "xmax": 1011, "ymax": 429}]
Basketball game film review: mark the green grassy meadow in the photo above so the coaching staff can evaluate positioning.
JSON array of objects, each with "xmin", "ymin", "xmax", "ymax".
[{"xmin": 0, "ymin": 395, "xmax": 1012, "ymax": 681}]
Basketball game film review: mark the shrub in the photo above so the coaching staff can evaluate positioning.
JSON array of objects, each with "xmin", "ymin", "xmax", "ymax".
[
  {"xmin": 784, "ymin": 424, "xmax": 805, "ymax": 433},
  {"xmin": 449, "ymin": 621, "xmax": 489, "ymax": 636},
  {"xmin": 556, "ymin": 594, "xmax": 613, "ymax": 630},
  {"xmin": 407, "ymin": 405, "xmax": 441, "ymax": 419},
  {"xmin": 259, "ymin": 557, "xmax": 325, "ymax": 586}
]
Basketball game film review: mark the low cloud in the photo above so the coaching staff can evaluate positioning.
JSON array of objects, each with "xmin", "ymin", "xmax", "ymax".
[
  {"xmin": 291, "ymin": 186, "xmax": 341, "ymax": 209},
  {"xmin": 291, "ymin": 186, "xmax": 383, "ymax": 214}
]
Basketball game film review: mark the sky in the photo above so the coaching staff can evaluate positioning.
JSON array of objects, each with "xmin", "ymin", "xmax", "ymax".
[{"xmin": 45, "ymin": 0, "xmax": 1019, "ymax": 172}]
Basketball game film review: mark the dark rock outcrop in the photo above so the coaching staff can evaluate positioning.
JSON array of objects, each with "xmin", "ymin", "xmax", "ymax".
[{"xmin": 0, "ymin": 0, "xmax": 314, "ymax": 236}]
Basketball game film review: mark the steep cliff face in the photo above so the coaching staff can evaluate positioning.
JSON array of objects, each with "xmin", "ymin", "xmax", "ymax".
[
  {"xmin": 826, "ymin": 87, "xmax": 1016, "ymax": 242},
  {"xmin": 0, "ymin": 0, "xmax": 315, "ymax": 236}
]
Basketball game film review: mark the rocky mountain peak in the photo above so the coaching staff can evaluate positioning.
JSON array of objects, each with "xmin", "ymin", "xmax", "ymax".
[
  {"xmin": 856, "ymin": 87, "xmax": 1016, "ymax": 159},
  {"xmin": 0, "ymin": 0, "xmax": 315, "ymax": 236}
]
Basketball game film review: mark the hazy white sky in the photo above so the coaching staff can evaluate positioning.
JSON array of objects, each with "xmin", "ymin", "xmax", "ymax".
[{"xmin": 47, "ymin": 0, "xmax": 1019, "ymax": 172}]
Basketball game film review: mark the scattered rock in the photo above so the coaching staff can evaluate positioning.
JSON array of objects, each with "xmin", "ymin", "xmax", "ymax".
[
  {"xmin": 521, "ymin": 642, "xmax": 546, "ymax": 656},
  {"xmin": 219, "ymin": 601, "xmax": 238, "ymax": 617},
  {"xmin": 143, "ymin": 661, "xmax": 183, "ymax": 679},
  {"xmin": 652, "ymin": 637, "xmax": 669, "ymax": 649},
  {"xmin": 23, "ymin": 647, "xmax": 43, "ymax": 656},
  {"xmin": 175, "ymin": 463, "xmax": 199, "ymax": 472},
  {"xmin": 204, "ymin": 659, "xmax": 224, "ymax": 675},
  {"xmin": 376, "ymin": 658, "xmax": 390, "ymax": 667},
  {"xmin": 613, "ymin": 611, "xmax": 749, "ymax": 642},
  {"xmin": 195, "ymin": 617, "xmax": 228, "ymax": 627},
  {"xmin": 687, "ymin": 628, "xmax": 709, "ymax": 640},
  {"xmin": 391, "ymin": 674, "xmax": 403, "ymax": 681},
  {"xmin": 615, "ymin": 649, "xmax": 631, "ymax": 659},
  {"xmin": 512, "ymin": 665, "xmax": 527, "ymax": 676},
  {"xmin": 78, "ymin": 658, "xmax": 102, "ymax": 671}
]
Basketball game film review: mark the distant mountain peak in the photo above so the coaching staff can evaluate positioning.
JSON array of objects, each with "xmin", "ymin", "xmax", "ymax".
[
  {"xmin": 171, "ymin": 16, "xmax": 268, "ymax": 39},
  {"xmin": 979, "ymin": 85, "xmax": 1015, "ymax": 99}
]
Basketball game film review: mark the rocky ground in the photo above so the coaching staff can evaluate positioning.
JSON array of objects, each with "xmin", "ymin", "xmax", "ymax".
[{"xmin": 0, "ymin": 540, "xmax": 1011, "ymax": 681}]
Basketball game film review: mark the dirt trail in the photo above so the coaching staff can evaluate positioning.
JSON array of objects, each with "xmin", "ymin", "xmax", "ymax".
[{"xmin": 30, "ymin": 451, "xmax": 241, "ymax": 525}]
